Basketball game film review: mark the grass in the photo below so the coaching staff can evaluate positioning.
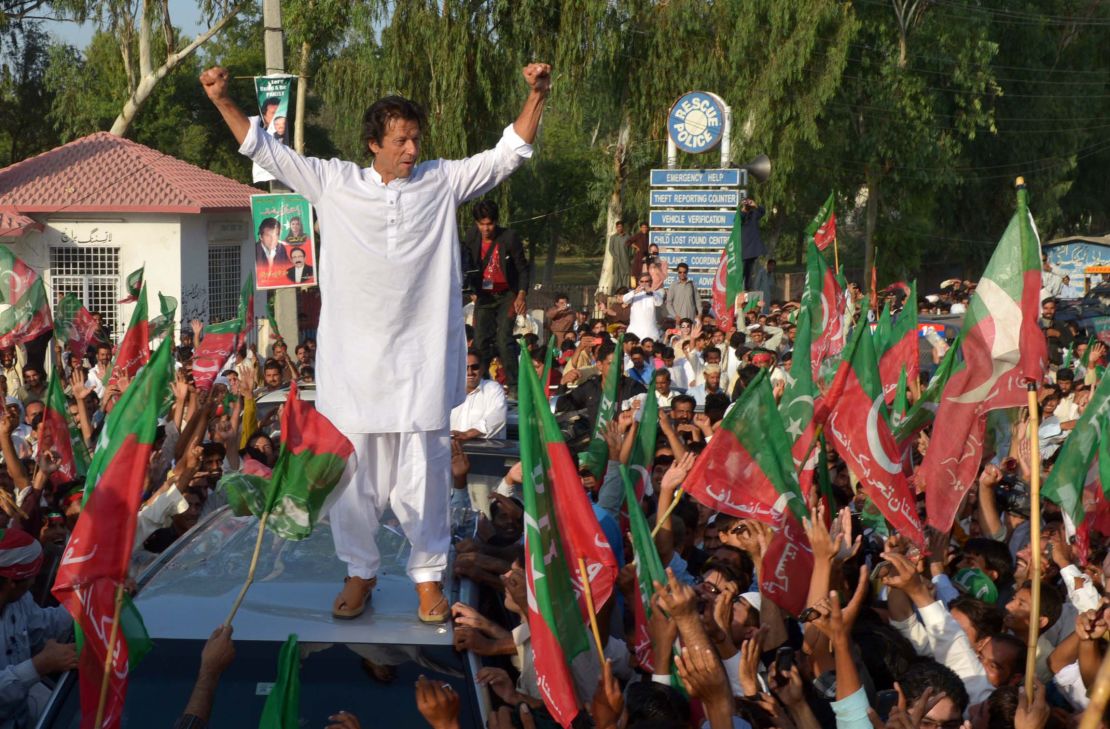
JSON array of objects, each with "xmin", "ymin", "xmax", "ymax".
[{"xmin": 548, "ymin": 256, "xmax": 605, "ymax": 287}]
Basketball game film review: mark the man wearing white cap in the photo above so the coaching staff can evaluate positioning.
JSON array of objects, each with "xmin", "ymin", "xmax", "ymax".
[{"xmin": 0, "ymin": 528, "xmax": 75, "ymax": 725}]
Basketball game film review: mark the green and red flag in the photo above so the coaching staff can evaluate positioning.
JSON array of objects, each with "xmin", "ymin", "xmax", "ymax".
[
  {"xmin": 108, "ymin": 282, "xmax": 150, "ymax": 389},
  {"xmin": 541, "ymin": 334, "xmax": 557, "ymax": 394},
  {"xmin": 259, "ymin": 634, "xmax": 300, "ymax": 728},
  {"xmin": 725, "ymin": 204, "xmax": 745, "ymax": 316},
  {"xmin": 805, "ymin": 242, "xmax": 847, "ymax": 384},
  {"xmin": 148, "ymin": 293, "xmax": 178, "ymax": 343},
  {"xmin": 826, "ymin": 323, "xmax": 925, "ymax": 546},
  {"xmin": 580, "ymin": 335, "xmax": 624, "ymax": 481},
  {"xmin": 53, "ymin": 293, "xmax": 99, "ymax": 358},
  {"xmin": 710, "ymin": 250, "xmax": 736, "ymax": 333},
  {"xmin": 627, "ymin": 381, "xmax": 659, "ymax": 500},
  {"xmin": 877, "ymin": 282, "xmax": 919, "ymax": 402},
  {"xmin": 39, "ymin": 366, "xmax": 90, "ymax": 486},
  {"xmin": 118, "ymin": 266, "xmax": 144, "ymax": 304},
  {"xmin": 919, "ymin": 184, "xmax": 1046, "ymax": 531},
  {"xmin": 237, "ymin": 272, "xmax": 255, "ymax": 343},
  {"xmin": 621, "ymin": 464, "xmax": 667, "ymax": 670},
  {"xmin": 1043, "ymin": 370, "xmax": 1110, "ymax": 529},
  {"xmin": 0, "ymin": 246, "xmax": 38, "ymax": 305},
  {"xmin": 223, "ymin": 380, "xmax": 353, "ymax": 540},
  {"xmin": 52, "ymin": 336, "xmax": 173, "ymax": 729},
  {"xmin": 805, "ymin": 192, "xmax": 837, "ymax": 252},
  {"xmin": 0, "ymin": 277, "xmax": 52, "ymax": 349},
  {"xmin": 266, "ymin": 293, "xmax": 282, "ymax": 342},
  {"xmin": 193, "ymin": 318, "xmax": 240, "ymax": 392},
  {"xmin": 892, "ymin": 331, "xmax": 964, "ymax": 444},
  {"xmin": 892, "ymin": 366, "xmax": 909, "ymax": 426},
  {"xmin": 517, "ymin": 351, "xmax": 589, "ymax": 728}
]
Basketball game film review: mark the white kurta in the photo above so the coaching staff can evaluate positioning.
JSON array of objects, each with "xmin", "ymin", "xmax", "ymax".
[
  {"xmin": 622, "ymin": 289, "xmax": 664, "ymax": 341},
  {"xmin": 240, "ymin": 119, "xmax": 533, "ymax": 433},
  {"xmin": 449, "ymin": 379, "xmax": 507, "ymax": 439}
]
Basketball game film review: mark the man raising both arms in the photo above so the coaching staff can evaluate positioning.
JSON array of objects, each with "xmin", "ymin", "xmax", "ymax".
[{"xmin": 200, "ymin": 62, "xmax": 551, "ymax": 623}]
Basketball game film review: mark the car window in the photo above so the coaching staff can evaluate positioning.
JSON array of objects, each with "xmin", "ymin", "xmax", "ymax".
[{"xmin": 43, "ymin": 640, "xmax": 480, "ymax": 728}]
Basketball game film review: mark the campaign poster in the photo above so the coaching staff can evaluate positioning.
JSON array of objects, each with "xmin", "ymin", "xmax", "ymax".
[
  {"xmin": 252, "ymin": 74, "xmax": 294, "ymax": 183},
  {"xmin": 250, "ymin": 193, "xmax": 318, "ymax": 291}
]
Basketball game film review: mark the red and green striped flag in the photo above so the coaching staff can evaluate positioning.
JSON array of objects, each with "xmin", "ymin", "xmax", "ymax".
[
  {"xmin": 892, "ymin": 366, "xmax": 909, "ymax": 425},
  {"xmin": 892, "ymin": 331, "xmax": 964, "ymax": 444},
  {"xmin": 517, "ymin": 350, "xmax": 589, "ymax": 728},
  {"xmin": 148, "ymin": 293, "xmax": 178, "ymax": 343},
  {"xmin": 580, "ymin": 335, "xmax": 624, "ymax": 481},
  {"xmin": 0, "ymin": 246, "xmax": 38, "ymax": 305},
  {"xmin": 627, "ymin": 382, "xmax": 659, "ymax": 500},
  {"xmin": 685, "ymin": 368, "xmax": 807, "ymax": 526},
  {"xmin": 224, "ymin": 380, "xmax": 353, "ymax": 540},
  {"xmin": 193, "ymin": 319, "xmax": 239, "ymax": 392},
  {"xmin": 0, "ymin": 277, "xmax": 52, "ymax": 349},
  {"xmin": 826, "ymin": 323, "xmax": 925, "ymax": 546},
  {"xmin": 877, "ymin": 282, "xmax": 919, "ymax": 403},
  {"xmin": 266, "ymin": 293, "xmax": 282, "ymax": 342},
  {"xmin": 725, "ymin": 204, "xmax": 745, "ymax": 315},
  {"xmin": 806, "ymin": 242, "xmax": 847, "ymax": 384},
  {"xmin": 621, "ymin": 464, "xmax": 667, "ymax": 671},
  {"xmin": 541, "ymin": 334, "xmax": 556, "ymax": 394},
  {"xmin": 1043, "ymin": 370, "xmax": 1110, "ymax": 528},
  {"xmin": 108, "ymin": 282, "xmax": 150, "ymax": 389},
  {"xmin": 54, "ymin": 294, "xmax": 99, "ymax": 358},
  {"xmin": 39, "ymin": 366, "xmax": 90, "ymax": 487},
  {"xmin": 118, "ymin": 266, "xmax": 144, "ymax": 304},
  {"xmin": 238, "ymin": 272, "xmax": 255, "ymax": 343},
  {"xmin": 805, "ymin": 192, "xmax": 837, "ymax": 252},
  {"xmin": 259, "ymin": 634, "xmax": 300, "ymax": 728},
  {"xmin": 52, "ymin": 336, "xmax": 173, "ymax": 729},
  {"xmin": 710, "ymin": 250, "xmax": 736, "ymax": 333},
  {"xmin": 919, "ymin": 183, "xmax": 1046, "ymax": 531}
]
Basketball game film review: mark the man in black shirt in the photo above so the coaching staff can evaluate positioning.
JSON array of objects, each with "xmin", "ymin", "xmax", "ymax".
[{"xmin": 555, "ymin": 340, "xmax": 645, "ymax": 425}]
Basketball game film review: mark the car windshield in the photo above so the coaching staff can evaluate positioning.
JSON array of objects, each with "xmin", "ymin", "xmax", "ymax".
[{"xmin": 46, "ymin": 640, "xmax": 479, "ymax": 728}]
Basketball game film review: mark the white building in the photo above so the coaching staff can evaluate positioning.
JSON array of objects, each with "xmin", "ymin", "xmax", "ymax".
[{"xmin": 0, "ymin": 132, "xmax": 262, "ymax": 342}]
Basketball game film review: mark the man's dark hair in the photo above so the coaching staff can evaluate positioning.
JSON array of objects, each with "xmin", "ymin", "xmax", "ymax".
[
  {"xmin": 630, "ymin": 346, "xmax": 645, "ymax": 359},
  {"xmin": 472, "ymin": 199, "xmax": 499, "ymax": 223},
  {"xmin": 898, "ymin": 660, "xmax": 969, "ymax": 713},
  {"xmin": 597, "ymin": 340, "xmax": 617, "ymax": 363},
  {"xmin": 554, "ymin": 292, "xmax": 568, "ymax": 302},
  {"xmin": 263, "ymin": 358, "xmax": 282, "ymax": 373},
  {"xmin": 949, "ymin": 596, "xmax": 1005, "ymax": 638},
  {"xmin": 654, "ymin": 368, "xmax": 671, "ymax": 382},
  {"xmin": 677, "ymin": 262, "xmax": 688, "ymax": 272},
  {"xmin": 989, "ymin": 633, "xmax": 1027, "ymax": 678},
  {"xmin": 963, "ymin": 537, "xmax": 1015, "ymax": 587},
  {"xmin": 530, "ymin": 347, "xmax": 547, "ymax": 365},
  {"xmin": 986, "ymin": 685, "xmax": 1019, "ymax": 729},
  {"xmin": 261, "ymin": 97, "xmax": 280, "ymax": 113},
  {"xmin": 670, "ymin": 394, "xmax": 696, "ymax": 410},
  {"xmin": 289, "ymin": 246, "xmax": 306, "ymax": 258},
  {"xmin": 1057, "ymin": 367, "xmax": 1075, "ymax": 382},
  {"xmin": 22, "ymin": 366, "xmax": 40, "ymax": 377},
  {"xmin": 625, "ymin": 333, "xmax": 640, "ymax": 345},
  {"xmin": 361, "ymin": 95, "xmax": 426, "ymax": 149},
  {"xmin": 466, "ymin": 348, "xmax": 480, "ymax": 359},
  {"xmin": 202, "ymin": 441, "xmax": 226, "ymax": 460},
  {"xmin": 624, "ymin": 682, "xmax": 690, "ymax": 725},
  {"xmin": 258, "ymin": 217, "xmax": 280, "ymax": 237},
  {"xmin": 289, "ymin": 215, "xmax": 301, "ymax": 224},
  {"xmin": 1021, "ymin": 580, "xmax": 1063, "ymax": 629}
]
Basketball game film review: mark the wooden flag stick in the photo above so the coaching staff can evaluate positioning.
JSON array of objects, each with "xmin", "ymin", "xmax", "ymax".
[
  {"xmin": 652, "ymin": 487, "xmax": 684, "ymax": 538},
  {"xmin": 1025, "ymin": 384, "xmax": 1042, "ymax": 698},
  {"xmin": 225, "ymin": 510, "xmax": 271, "ymax": 626},
  {"xmin": 577, "ymin": 557, "xmax": 606, "ymax": 663},
  {"xmin": 1079, "ymin": 646, "xmax": 1110, "ymax": 729},
  {"xmin": 832, "ymin": 235, "xmax": 840, "ymax": 273},
  {"xmin": 94, "ymin": 583, "xmax": 126, "ymax": 729}
]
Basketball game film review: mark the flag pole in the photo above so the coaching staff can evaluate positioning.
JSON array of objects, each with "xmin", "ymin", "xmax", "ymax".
[
  {"xmin": 651, "ymin": 487, "xmax": 684, "ymax": 538},
  {"xmin": 577, "ymin": 557, "xmax": 606, "ymax": 663},
  {"xmin": 1079, "ymin": 649, "xmax": 1110, "ymax": 729},
  {"xmin": 94, "ymin": 583, "xmax": 126, "ymax": 729},
  {"xmin": 225, "ymin": 510, "xmax": 271, "ymax": 626},
  {"xmin": 1024, "ymin": 383, "xmax": 1042, "ymax": 698},
  {"xmin": 832, "ymin": 235, "xmax": 840, "ymax": 273}
]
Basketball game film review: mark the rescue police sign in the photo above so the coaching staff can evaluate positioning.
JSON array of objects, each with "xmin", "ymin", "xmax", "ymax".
[{"xmin": 668, "ymin": 91, "xmax": 725, "ymax": 154}]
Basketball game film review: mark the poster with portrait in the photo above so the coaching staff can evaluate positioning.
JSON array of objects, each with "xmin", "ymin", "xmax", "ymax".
[
  {"xmin": 251, "ymin": 74, "xmax": 295, "ymax": 183},
  {"xmin": 250, "ymin": 193, "xmax": 318, "ymax": 290}
]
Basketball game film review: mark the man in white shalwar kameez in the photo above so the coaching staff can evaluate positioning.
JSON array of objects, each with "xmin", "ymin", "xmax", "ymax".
[{"xmin": 200, "ymin": 62, "xmax": 551, "ymax": 623}]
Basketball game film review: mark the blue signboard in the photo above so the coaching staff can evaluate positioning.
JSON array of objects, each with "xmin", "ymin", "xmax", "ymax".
[
  {"xmin": 650, "ymin": 189, "xmax": 740, "ymax": 208},
  {"xmin": 650, "ymin": 210, "xmax": 735, "ymax": 229},
  {"xmin": 664, "ymin": 273, "xmax": 716, "ymax": 290},
  {"xmin": 649, "ymin": 231, "xmax": 731, "ymax": 249},
  {"xmin": 650, "ymin": 168, "xmax": 742, "ymax": 187},
  {"xmin": 659, "ymin": 252, "xmax": 721, "ymax": 269},
  {"xmin": 668, "ymin": 91, "xmax": 726, "ymax": 154}
]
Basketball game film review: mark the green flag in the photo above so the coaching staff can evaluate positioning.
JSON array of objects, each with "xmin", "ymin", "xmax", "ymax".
[
  {"xmin": 892, "ymin": 331, "xmax": 964, "ymax": 443},
  {"xmin": 725, "ymin": 204, "xmax": 744, "ymax": 314},
  {"xmin": 1044, "ymin": 371, "xmax": 1110, "ymax": 525},
  {"xmin": 119, "ymin": 266, "xmax": 144, "ymax": 303},
  {"xmin": 149, "ymin": 293, "xmax": 178, "ymax": 342},
  {"xmin": 267, "ymin": 292, "xmax": 282, "ymax": 342},
  {"xmin": 581, "ymin": 335, "xmax": 624, "ymax": 480},
  {"xmin": 259, "ymin": 634, "xmax": 300, "ymax": 728},
  {"xmin": 892, "ymin": 366, "xmax": 909, "ymax": 424}
]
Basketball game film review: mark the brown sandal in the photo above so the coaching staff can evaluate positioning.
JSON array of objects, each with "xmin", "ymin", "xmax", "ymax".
[
  {"xmin": 415, "ymin": 582, "xmax": 448, "ymax": 624},
  {"xmin": 332, "ymin": 576, "xmax": 376, "ymax": 619}
]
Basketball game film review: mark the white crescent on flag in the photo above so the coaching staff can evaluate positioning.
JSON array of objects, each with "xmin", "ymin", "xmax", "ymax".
[{"xmin": 866, "ymin": 395, "xmax": 903, "ymax": 475}]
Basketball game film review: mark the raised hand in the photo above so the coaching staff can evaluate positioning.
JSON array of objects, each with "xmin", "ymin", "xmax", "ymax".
[
  {"xmin": 1013, "ymin": 680, "xmax": 1049, "ymax": 729},
  {"xmin": 475, "ymin": 667, "xmax": 516, "ymax": 704},
  {"xmin": 653, "ymin": 568, "xmax": 699, "ymax": 620},
  {"xmin": 522, "ymin": 63, "xmax": 551, "ymax": 94},
  {"xmin": 675, "ymin": 646, "xmax": 731, "ymax": 708},
  {"xmin": 199, "ymin": 67, "xmax": 231, "ymax": 102},
  {"xmin": 590, "ymin": 659, "xmax": 623, "ymax": 729},
  {"xmin": 808, "ymin": 565, "xmax": 871, "ymax": 641},
  {"xmin": 661, "ymin": 452, "xmax": 695, "ymax": 493},
  {"xmin": 414, "ymin": 675, "xmax": 460, "ymax": 729}
]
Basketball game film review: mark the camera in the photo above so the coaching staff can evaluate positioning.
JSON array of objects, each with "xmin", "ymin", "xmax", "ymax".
[{"xmin": 995, "ymin": 478, "xmax": 1031, "ymax": 519}]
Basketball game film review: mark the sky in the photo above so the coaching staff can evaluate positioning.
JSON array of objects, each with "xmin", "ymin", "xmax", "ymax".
[{"xmin": 40, "ymin": 0, "xmax": 206, "ymax": 48}]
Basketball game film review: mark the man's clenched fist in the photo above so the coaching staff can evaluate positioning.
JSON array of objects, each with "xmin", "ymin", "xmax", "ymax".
[
  {"xmin": 199, "ymin": 66, "xmax": 231, "ymax": 103},
  {"xmin": 522, "ymin": 63, "xmax": 551, "ymax": 94}
]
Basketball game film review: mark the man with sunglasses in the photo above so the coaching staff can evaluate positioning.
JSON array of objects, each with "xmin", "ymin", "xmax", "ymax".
[{"xmin": 450, "ymin": 351, "xmax": 507, "ymax": 442}]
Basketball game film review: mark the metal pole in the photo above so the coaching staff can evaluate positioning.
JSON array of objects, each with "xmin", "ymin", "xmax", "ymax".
[{"xmin": 718, "ymin": 97, "xmax": 732, "ymax": 169}]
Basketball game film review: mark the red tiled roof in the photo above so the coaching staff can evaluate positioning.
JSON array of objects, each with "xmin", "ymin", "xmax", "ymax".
[
  {"xmin": 0, "ymin": 132, "xmax": 259, "ymax": 215},
  {"xmin": 0, "ymin": 207, "xmax": 43, "ymax": 238}
]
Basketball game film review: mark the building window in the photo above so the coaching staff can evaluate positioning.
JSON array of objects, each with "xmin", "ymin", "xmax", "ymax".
[
  {"xmin": 208, "ymin": 245, "xmax": 241, "ymax": 324},
  {"xmin": 49, "ymin": 246, "xmax": 120, "ymax": 338}
]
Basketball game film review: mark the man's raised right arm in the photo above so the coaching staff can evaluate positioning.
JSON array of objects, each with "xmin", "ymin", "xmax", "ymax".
[{"xmin": 199, "ymin": 67, "xmax": 251, "ymax": 145}]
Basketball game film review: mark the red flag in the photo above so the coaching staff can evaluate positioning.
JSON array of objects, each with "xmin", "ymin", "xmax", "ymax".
[
  {"xmin": 108, "ymin": 285, "xmax": 149, "ymax": 389},
  {"xmin": 55, "ymin": 294, "xmax": 100, "ymax": 358},
  {"xmin": 192, "ymin": 320, "xmax": 239, "ymax": 391},
  {"xmin": 810, "ymin": 255, "xmax": 847, "ymax": 382},
  {"xmin": 814, "ymin": 213, "xmax": 836, "ymax": 251},
  {"xmin": 826, "ymin": 325, "xmax": 925, "ymax": 546},
  {"xmin": 919, "ymin": 185, "xmax": 1046, "ymax": 531},
  {"xmin": 878, "ymin": 283, "xmax": 919, "ymax": 403},
  {"xmin": 711, "ymin": 251, "xmax": 735, "ymax": 333},
  {"xmin": 760, "ymin": 516, "xmax": 814, "ymax": 617}
]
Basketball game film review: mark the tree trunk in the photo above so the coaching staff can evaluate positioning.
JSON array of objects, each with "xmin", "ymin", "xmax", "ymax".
[
  {"xmin": 543, "ymin": 235, "xmax": 558, "ymax": 289},
  {"xmin": 597, "ymin": 114, "xmax": 631, "ymax": 304},
  {"xmin": 109, "ymin": 6, "xmax": 242, "ymax": 136},
  {"xmin": 294, "ymin": 41, "xmax": 310, "ymax": 153}
]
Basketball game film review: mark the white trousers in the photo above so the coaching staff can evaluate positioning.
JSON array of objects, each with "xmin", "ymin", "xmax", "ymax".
[{"xmin": 329, "ymin": 429, "xmax": 451, "ymax": 583}]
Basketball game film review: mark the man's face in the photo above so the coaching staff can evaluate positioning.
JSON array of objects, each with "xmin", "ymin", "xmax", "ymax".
[
  {"xmin": 1058, "ymin": 378, "xmax": 1073, "ymax": 394},
  {"xmin": 751, "ymin": 330, "xmax": 765, "ymax": 345},
  {"xmin": 96, "ymin": 346, "xmax": 111, "ymax": 365},
  {"xmin": 977, "ymin": 637, "xmax": 1021, "ymax": 687},
  {"xmin": 263, "ymin": 367, "xmax": 282, "ymax": 388},
  {"xmin": 640, "ymin": 224, "xmax": 648, "ymax": 234},
  {"xmin": 630, "ymin": 352, "xmax": 644, "ymax": 370},
  {"xmin": 23, "ymin": 369, "xmax": 40, "ymax": 388},
  {"xmin": 1042, "ymin": 300, "xmax": 1056, "ymax": 319},
  {"xmin": 615, "ymin": 223, "xmax": 624, "ymax": 234},
  {"xmin": 369, "ymin": 117, "xmax": 422, "ymax": 181},
  {"xmin": 677, "ymin": 266, "xmax": 688, "ymax": 280},
  {"xmin": 24, "ymin": 402, "xmax": 42, "ymax": 426},
  {"xmin": 672, "ymin": 401, "xmax": 694, "ymax": 424},
  {"xmin": 202, "ymin": 452, "xmax": 224, "ymax": 480},
  {"xmin": 289, "ymin": 218, "xmax": 303, "ymax": 236},
  {"xmin": 0, "ymin": 351, "xmax": 12, "ymax": 367},
  {"xmin": 476, "ymin": 217, "xmax": 496, "ymax": 240},
  {"xmin": 591, "ymin": 322, "xmax": 605, "ymax": 336},
  {"xmin": 273, "ymin": 117, "xmax": 286, "ymax": 135},
  {"xmin": 705, "ymin": 350, "xmax": 721, "ymax": 366},
  {"xmin": 291, "ymin": 249, "xmax": 306, "ymax": 266},
  {"xmin": 262, "ymin": 103, "xmax": 277, "ymax": 126},
  {"xmin": 705, "ymin": 371, "xmax": 721, "ymax": 390},
  {"xmin": 555, "ymin": 297, "xmax": 568, "ymax": 310},
  {"xmin": 296, "ymin": 347, "xmax": 310, "ymax": 365},
  {"xmin": 639, "ymin": 275, "xmax": 652, "ymax": 289},
  {"xmin": 1004, "ymin": 588, "xmax": 1035, "ymax": 633},
  {"xmin": 261, "ymin": 226, "xmax": 279, "ymax": 250},
  {"xmin": 654, "ymin": 373, "xmax": 670, "ymax": 395},
  {"xmin": 172, "ymin": 492, "xmax": 204, "ymax": 533},
  {"xmin": 466, "ymin": 355, "xmax": 481, "ymax": 391},
  {"xmin": 642, "ymin": 340, "xmax": 654, "ymax": 355},
  {"xmin": 921, "ymin": 696, "xmax": 963, "ymax": 729}
]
